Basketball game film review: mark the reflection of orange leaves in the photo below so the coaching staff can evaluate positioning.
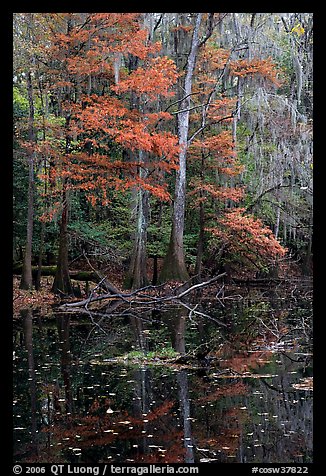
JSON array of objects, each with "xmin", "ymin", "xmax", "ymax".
[
  {"xmin": 134, "ymin": 434, "xmax": 185, "ymax": 464},
  {"xmin": 146, "ymin": 400, "xmax": 175, "ymax": 422},
  {"xmin": 196, "ymin": 424, "xmax": 242, "ymax": 457},
  {"xmin": 197, "ymin": 381, "xmax": 247, "ymax": 404},
  {"xmin": 214, "ymin": 431, "xmax": 240, "ymax": 456},
  {"xmin": 89, "ymin": 398, "xmax": 100, "ymax": 413},
  {"xmin": 220, "ymin": 349, "xmax": 273, "ymax": 373}
]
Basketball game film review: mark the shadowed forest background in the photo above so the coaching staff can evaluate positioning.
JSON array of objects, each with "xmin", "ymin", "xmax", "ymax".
[
  {"xmin": 13, "ymin": 13, "xmax": 312, "ymax": 297},
  {"xmin": 12, "ymin": 13, "xmax": 313, "ymax": 466}
]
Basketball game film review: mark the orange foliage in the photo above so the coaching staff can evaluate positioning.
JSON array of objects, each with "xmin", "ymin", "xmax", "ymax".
[
  {"xmin": 36, "ymin": 13, "xmax": 180, "ymax": 214},
  {"xmin": 229, "ymin": 57, "xmax": 282, "ymax": 86},
  {"xmin": 191, "ymin": 130, "xmax": 236, "ymax": 160},
  {"xmin": 189, "ymin": 181, "xmax": 244, "ymax": 204},
  {"xmin": 197, "ymin": 46, "xmax": 230, "ymax": 72},
  {"xmin": 113, "ymin": 56, "xmax": 178, "ymax": 99},
  {"xmin": 207, "ymin": 208, "xmax": 286, "ymax": 265},
  {"xmin": 187, "ymin": 48, "xmax": 287, "ymax": 269}
]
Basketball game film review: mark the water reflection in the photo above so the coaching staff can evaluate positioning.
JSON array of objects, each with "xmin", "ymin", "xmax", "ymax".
[
  {"xmin": 13, "ymin": 291, "xmax": 313, "ymax": 464},
  {"xmin": 57, "ymin": 315, "xmax": 73, "ymax": 414},
  {"xmin": 21, "ymin": 308, "xmax": 38, "ymax": 454},
  {"xmin": 177, "ymin": 371, "xmax": 194, "ymax": 463}
]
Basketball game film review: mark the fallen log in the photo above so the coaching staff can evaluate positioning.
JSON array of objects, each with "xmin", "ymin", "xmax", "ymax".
[
  {"xmin": 13, "ymin": 264, "xmax": 98, "ymax": 280},
  {"xmin": 59, "ymin": 272, "xmax": 227, "ymax": 310},
  {"xmin": 13, "ymin": 265, "xmax": 118, "ymax": 293}
]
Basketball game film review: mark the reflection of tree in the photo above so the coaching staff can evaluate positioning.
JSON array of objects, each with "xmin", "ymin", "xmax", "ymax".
[
  {"xmin": 130, "ymin": 315, "xmax": 148, "ymax": 354},
  {"xmin": 22, "ymin": 308, "xmax": 38, "ymax": 454},
  {"xmin": 177, "ymin": 370, "xmax": 194, "ymax": 463},
  {"xmin": 14, "ymin": 288, "xmax": 312, "ymax": 464},
  {"xmin": 166, "ymin": 307, "xmax": 187, "ymax": 354},
  {"xmin": 57, "ymin": 314, "xmax": 74, "ymax": 414},
  {"xmin": 132, "ymin": 366, "xmax": 151, "ymax": 456},
  {"xmin": 244, "ymin": 352, "xmax": 313, "ymax": 463},
  {"xmin": 165, "ymin": 308, "xmax": 196, "ymax": 461},
  {"xmin": 41, "ymin": 395, "xmax": 178, "ymax": 462},
  {"xmin": 192, "ymin": 374, "xmax": 249, "ymax": 462}
]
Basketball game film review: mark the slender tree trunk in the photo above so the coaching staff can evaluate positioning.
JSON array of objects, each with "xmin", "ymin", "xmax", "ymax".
[
  {"xmin": 52, "ymin": 99, "xmax": 74, "ymax": 296},
  {"xmin": 35, "ymin": 67, "xmax": 48, "ymax": 290},
  {"xmin": 127, "ymin": 187, "xmax": 150, "ymax": 289},
  {"xmin": 35, "ymin": 222, "xmax": 45, "ymax": 291},
  {"xmin": 20, "ymin": 70, "xmax": 35, "ymax": 290},
  {"xmin": 125, "ymin": 151, "xmax": 150, "ymax": 290},
  {"xmin": 194, "ymin": 147, "xmax": 206, "ymax": 280},
  {"xmin": 274, "ymin": 206, "xmax": 281, "ymax": 239},
  {"xmin": 194, "ymin": 200, "xmax": 205, "ymax": 280},
  {"xmin": 52, "ymin": 185, "xmax": 73, "ymax": 296},
  {"xmin": 152, "ymin": 255, "xmax": 158, "ymax": 285},
  {"xmin": 232, "ymin": 77, "xmax": 242, "ymax": 144},
  {"xmin": 159, "ymin": 13, "xmax": 202, "ymax": 282}
]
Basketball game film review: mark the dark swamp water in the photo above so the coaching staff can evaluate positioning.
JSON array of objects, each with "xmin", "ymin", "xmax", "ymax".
[{"xmin": 13, "ymin": 284, "xmax": 313, "ymax": 464}]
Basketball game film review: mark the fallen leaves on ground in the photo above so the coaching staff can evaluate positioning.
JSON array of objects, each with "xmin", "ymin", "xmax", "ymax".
[{"xmin": 13, "ymin": 276, "xmax": 60, "ymax": 318}]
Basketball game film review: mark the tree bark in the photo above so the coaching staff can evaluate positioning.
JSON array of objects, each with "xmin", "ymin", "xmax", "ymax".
[
  {"xmin": 159, "ymin": 13, "xmax": 202, "ymax": 282},
  {"xmin": 35, "ymin": 66, "xmax": 48, "ymax": 290},
  {"xmin": 20, "ymin": 70, "xmax": 35, "ymax": 290},
  {"xmin": 194, "ymin": 146, "xmax": 206, "ymax": 281},
  {"xmin": 35, "ymin": 221, "xmax": 45, "ymax": 290},
  {"xmin": 194, "ymin": 200, "xmax": 205, "ymax": 280},
  {"xmin": 52, "ymin": 186, "xmax": 74, "ymax": 296},
  {"xmin": 125, "ymin": 151, "xmax": 150, "ymax": 290},
  {"xmin": 126, "ymin": 187, "xmax": 150, "ymax": 289}
]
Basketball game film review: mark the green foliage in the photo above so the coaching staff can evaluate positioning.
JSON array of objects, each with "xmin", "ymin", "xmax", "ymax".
[
  {"xmin": 13, "ymin": 86, "xmax": 29, "ymax": 119},
  {"xmin": 13, "ymin": 157, "xmax": 29, "ymax": 254},
  {"xmin": 124, "ymin": 346, "xmax": 180, "ymax": 360}
]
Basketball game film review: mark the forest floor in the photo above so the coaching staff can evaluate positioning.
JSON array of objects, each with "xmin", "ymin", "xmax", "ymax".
[
  {"xmin": 13, "ymin": 275, "xmax": 60, "ymax": 318},
  {"xmin": 13, "ymin": 259, "xmax": 310, "ymax": 318}
]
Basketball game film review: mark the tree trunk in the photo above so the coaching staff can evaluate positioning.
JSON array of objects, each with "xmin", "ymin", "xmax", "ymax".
[
  {"xmin": 52, "ymin": 186, "xmax": 74, "ymax": 296},
  {"xmin": 35, "ymin": 221, "xmax": 45, "ymax": 290},
  {"xmin": 159, "ymin": 13, "xmax": 202, "ymax": 282},
  {"xmin": 194, "ymin": 147, "xmax": 206, "ymax": 281},
  {"xmin": 35, "ymin": 65, "xmax": 48, "ymax": 291},
  {"xmin": 125, "ymin": 150, "xmax": 150, "ymax": 290},
  {"xmin": 20, "ymin": 70, "xmax": 35, "ymax": 290},
  {"xmin": 152, "ymin": 255, "xmax": 158, "ymax": 285},
  {"xmin": 52, "ymin": 97, "xmax": 74, "ymax": 296},
  {"xmin": 126, "ymin": 187, "xmax": 150, "ymax": 289},
  {"xmin": 194, "ymin": 200, "xmax": 205, "ymax": 281}
]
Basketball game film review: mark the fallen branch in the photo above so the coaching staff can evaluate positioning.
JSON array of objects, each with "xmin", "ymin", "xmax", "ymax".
[
  {"xmin": 60, "ymin": 273, "xmax": 227, "ymax": 310},
  {"xmin": 178, "ymin": 300, "xmax": 228, "ymax": 327},
  {"xmin": 174, "ymin": 273, "xmax": 227, "ymax": 299}
]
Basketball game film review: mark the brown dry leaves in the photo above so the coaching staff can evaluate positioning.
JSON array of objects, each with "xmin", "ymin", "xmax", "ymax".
[{"xmin": 13, "ymin": 276, "xmax": 59, "ymax": 318}]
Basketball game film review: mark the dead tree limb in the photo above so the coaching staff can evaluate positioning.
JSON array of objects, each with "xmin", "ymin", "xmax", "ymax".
[{"xmin": 59, "ymin": 273, "xmax": 227, "ymax": 310}]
